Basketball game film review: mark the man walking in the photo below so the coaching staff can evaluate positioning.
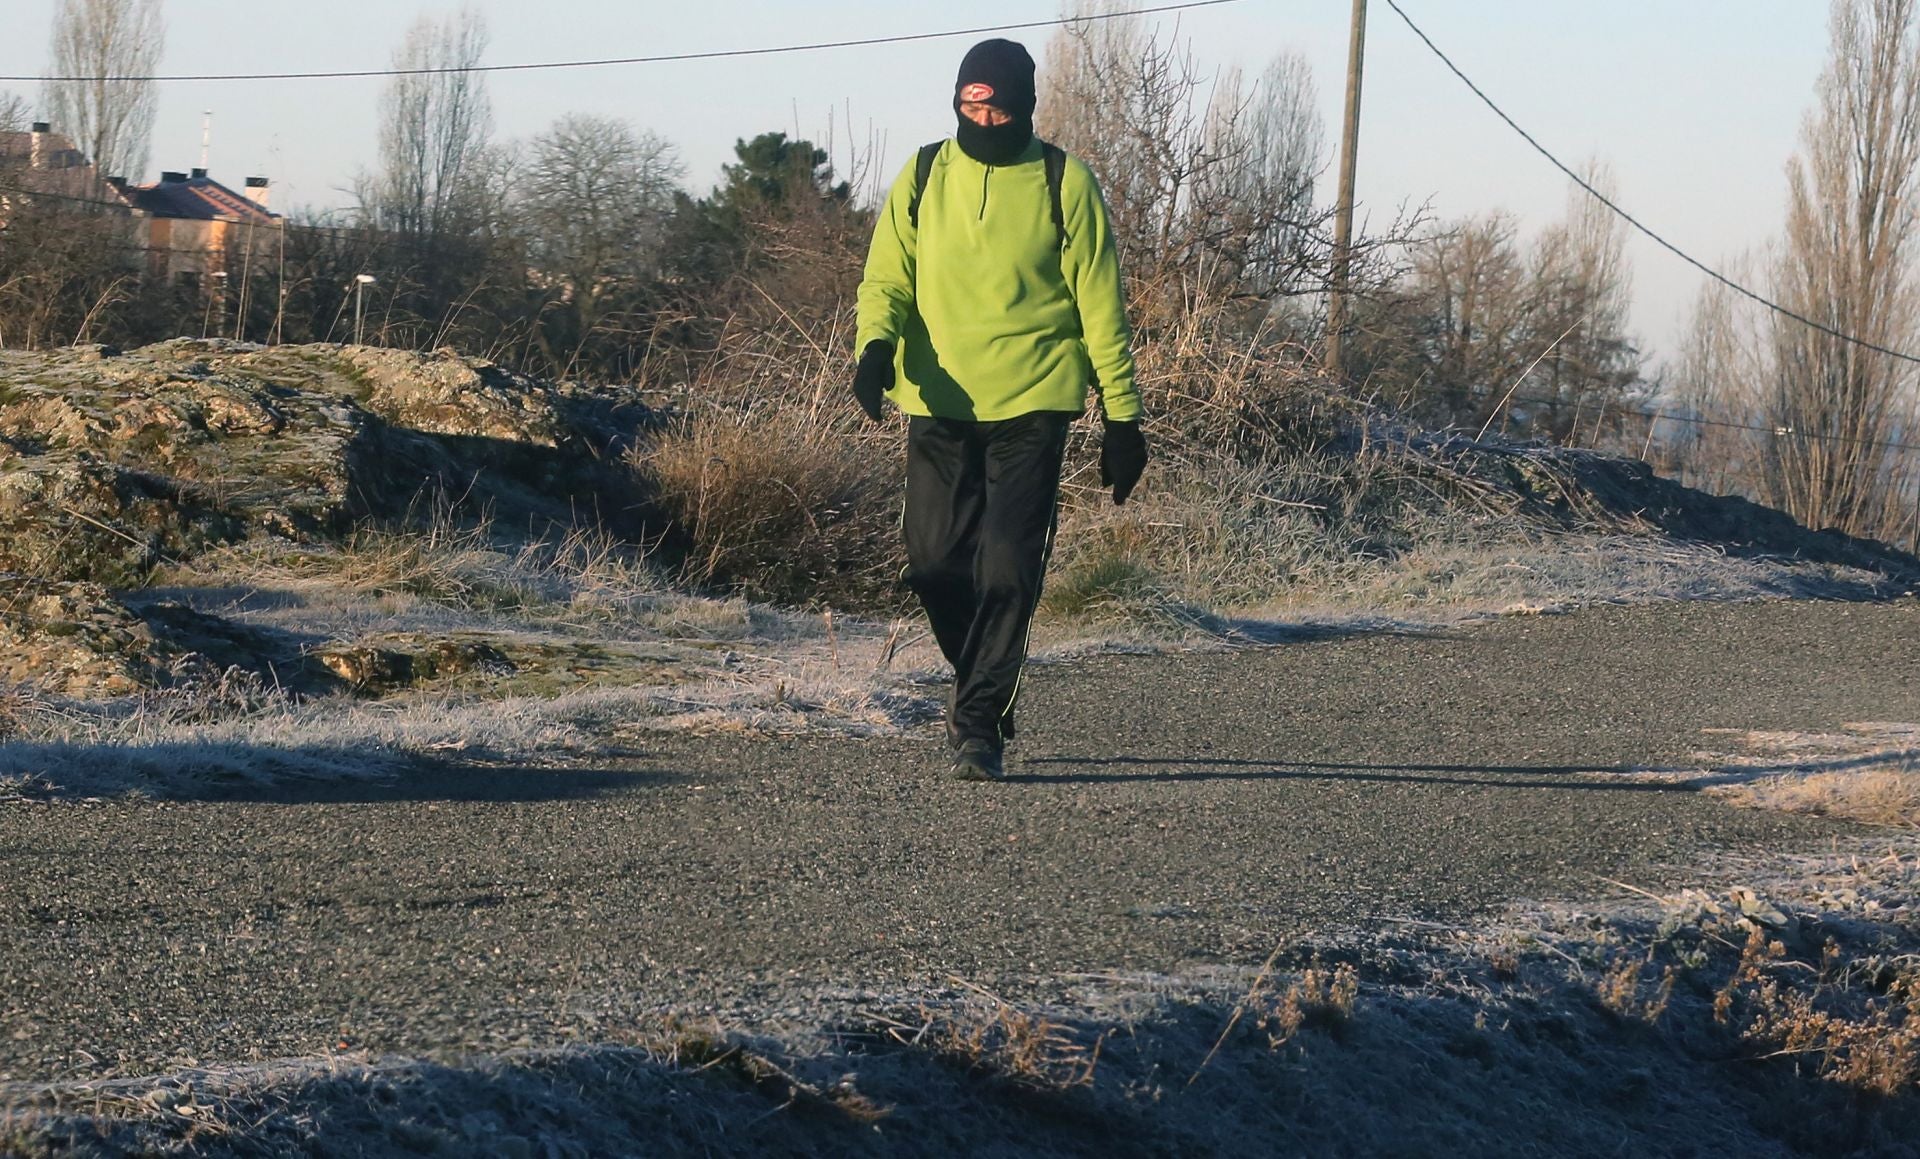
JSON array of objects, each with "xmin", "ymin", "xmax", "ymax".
[{"xmin": 852, "ymin": 38, "xmax": 1147, "ymax": 781}]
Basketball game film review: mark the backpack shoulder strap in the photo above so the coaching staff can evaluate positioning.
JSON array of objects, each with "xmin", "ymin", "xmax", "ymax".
[
  {"xmin": 907, "ymin": 140, "xmax": 945, "ymax": 231},
  {"xmin": 1041, "ymin": 142, "xmax": 1068, "ymax": 248}
]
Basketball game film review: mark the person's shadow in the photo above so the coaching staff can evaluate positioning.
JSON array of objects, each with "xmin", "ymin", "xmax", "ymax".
[{"xmin": 1012, "ymin": 754, "xmax": 1701, "ymax": 793}]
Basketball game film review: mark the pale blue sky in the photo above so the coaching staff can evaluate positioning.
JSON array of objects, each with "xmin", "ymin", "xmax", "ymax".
[{"xmin": 1, "ymin": 1, "xmax": 1835, "ymax": 366}]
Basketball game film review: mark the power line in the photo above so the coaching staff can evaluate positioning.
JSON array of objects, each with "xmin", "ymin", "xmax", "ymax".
[
  {"xmin": 6, "ymin": 1, "xmax": 1244, "ymax": 84},
  {"xmin": 1491, "ymin": 389, "xmax": 1920, "ymax": 454},
  {"xmin": 1380, "ymin": 0, "xmax": 1920, "ymax": 370}
]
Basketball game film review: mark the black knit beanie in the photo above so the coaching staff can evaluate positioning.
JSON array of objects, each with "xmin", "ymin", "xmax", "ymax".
[
  {"xmin": 955, "ymin": 38, "xmax": 1037, "ymax": 119},
  {"xmin": 953, "ymin": 39, "xmax": 1036, "ymax": 165}
]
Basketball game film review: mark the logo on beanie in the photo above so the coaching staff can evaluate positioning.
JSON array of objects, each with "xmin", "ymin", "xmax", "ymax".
[{"xmin": 960, "ymin": 83, "xmax": 995, "ymax": 103}]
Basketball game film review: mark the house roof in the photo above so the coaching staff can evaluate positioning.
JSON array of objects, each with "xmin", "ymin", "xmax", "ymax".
[
  {"xmin": 0, "ymin": 128, "xmax": 88, "ymax": 170},
  {"xmin": 2, "ymin": 126, "xmax": 279, "ymax": 223},
  {"xmin": 0, "ymin": 128, "xmax": 135, "ymax": 208},
  {"xmin": 128, "ymin": 175, "xmax": 277, "ymax": 223}
]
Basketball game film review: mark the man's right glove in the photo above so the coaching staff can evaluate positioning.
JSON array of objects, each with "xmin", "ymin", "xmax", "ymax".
[
  {"xmin": 851, "ymin": 340, "xmax": 894, "ymax": 422},
  {"xmin": 1099, "ymin": 419, "xmax": 1147, "ymax": 505}
]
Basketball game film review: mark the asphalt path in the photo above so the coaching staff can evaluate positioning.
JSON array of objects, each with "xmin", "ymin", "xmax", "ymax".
[{"xmin": 3, "ymin": 598, "xmax": 1917, "ymax": 1082}]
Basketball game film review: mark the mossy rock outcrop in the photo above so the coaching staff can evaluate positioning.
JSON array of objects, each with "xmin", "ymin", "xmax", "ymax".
[
  {"xmin": 0, "ymin": 576, "xmax": 199, "ymax": 697},
  {"xmin": 0, "ymin": 340, "xmax": 659, "ymax": 589}
]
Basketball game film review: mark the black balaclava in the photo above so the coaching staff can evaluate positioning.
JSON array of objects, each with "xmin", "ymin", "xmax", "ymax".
[{"xmin": 953, "ymin": 38, "xmax": 1036, "ymax": 165}]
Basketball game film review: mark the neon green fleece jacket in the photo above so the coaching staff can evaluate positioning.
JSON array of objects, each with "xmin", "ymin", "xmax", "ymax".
[{"xmin": 855, "ymin": 138, "xmax": 1141, "ymax": 422}]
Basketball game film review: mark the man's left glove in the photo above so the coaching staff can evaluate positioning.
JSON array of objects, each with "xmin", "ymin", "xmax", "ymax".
[
  {"xmin": 852, "ymin": 340, "xmax": 894, "ymax": 422},
  {"xmin": 1099, "ymin": 419, "xmax": 1147, "ymax": 505}
]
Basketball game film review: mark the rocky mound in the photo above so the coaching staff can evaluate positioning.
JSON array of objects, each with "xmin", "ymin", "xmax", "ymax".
[
  {"xmin": 1, "ymin": 340, "xmax": 661, "ymax": 697},
  {"xmin": 0, "ymin": 339, "xmax": 655, "ymax": 588}
]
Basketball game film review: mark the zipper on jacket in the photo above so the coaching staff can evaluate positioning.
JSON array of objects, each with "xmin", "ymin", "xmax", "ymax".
[{"xmin": 979, "ymin": 165, "xmax": 991, "ymax": 220}]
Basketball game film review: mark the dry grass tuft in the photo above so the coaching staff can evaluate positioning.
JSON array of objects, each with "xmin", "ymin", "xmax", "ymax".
[
  {"xmin": 1720, "ymin": 768, "xmax": 1920, "ymax": 829},
  {"xmin": 623, "ymin": 318, "xmax": 907, "ymax": 609},
  {"xmin": 1189, "ymin": 952, "xmax": 1360, "ymax": 1086},
  {"xmin": 648, "ymin": 1020, "xmax": 892, "ymax": 1123},
  {"xmin": 166, "ymin": 513, "xmax": 663, "ymax": 621},
  {"xmin": 0, "ymin": 683, "xmax": 36, "ymax": 741},
  {"xmin": 1596, "ymin": 955, "xmax": 1677, "ymax": 1024},
  {"xmin": 631, "ymin": 397, "xmax": 903, "ymax": 609},
  {"xmin": 868, "ymin": 982, "xmax": 1110, "ymax": 1092},
  {"xmin": 1696, "ymin": 724, "xmax": 1920, "ymax": 828},
  {"xmin": 1253, "ymin": 959, "xmax": 1361, "ymax": 1048}
]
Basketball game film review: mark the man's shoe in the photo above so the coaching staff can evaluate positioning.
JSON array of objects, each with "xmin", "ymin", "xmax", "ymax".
[{"xmin": 950, "ymin": 738, "xmax": 1005, "ymax": 782}]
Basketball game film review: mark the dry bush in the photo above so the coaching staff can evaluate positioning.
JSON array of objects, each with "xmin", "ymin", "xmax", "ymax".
[
  {"xmin": 1048, "ymin": 312, "xmax": 1586, "ymax": 618},
  {"xmin": 1596, "ymin": 955, "xmax": 1677, "ymax": 1024},
  {"xmin": 1716, "ymin": 926, "xmax": 1920, "ymax": 1098},
  {"xmin": 630, "ymin": 321, "xmax": 906, "ymax": 609},
  {"xmin": 872, "ymin": 988, "xmax": 1107, "ymax": 1092}
]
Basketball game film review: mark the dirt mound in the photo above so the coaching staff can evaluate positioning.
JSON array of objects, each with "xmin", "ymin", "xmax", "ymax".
[
  {"xmin": 1401, "ymin": 433, "xmax": 1920, "ymax": 584},
  {"xmin": 0, "ymin": 341, "xmax": 663, "ymax": 696},
  {"xmin": 0, "ymin": 340, "xmax": 656, "ymax": 588}
]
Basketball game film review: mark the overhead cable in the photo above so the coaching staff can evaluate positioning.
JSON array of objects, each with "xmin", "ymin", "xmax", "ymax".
[
  {"xmin": 1381, "ymin": 0, "xmax": 1920, "ymax": 369},
  {"xmin": 6, "ymin": 0, "xmax": 1244, "ymax": 84}
]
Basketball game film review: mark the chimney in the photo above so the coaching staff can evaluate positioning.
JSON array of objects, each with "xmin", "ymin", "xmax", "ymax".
[
  {"xmin": 160, "ymin": 170, "xmax": 187, "ymax": 183},
  {"xmin": 244, "ymin": 176, "xmax": 270, "ymax": 209},
  {"xmin": 29, "ymin": 122, "xmax": 49, "ymax": 169},
  {"xmin": 190, "ymin": 167, "xmax": 208, "ymax": 180}
]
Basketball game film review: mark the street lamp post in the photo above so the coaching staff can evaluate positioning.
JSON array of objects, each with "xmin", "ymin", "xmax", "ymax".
[
  {"xmin": 202, "ymin": 270, "xmax": 229, "ymax": 340},
  {"xmin": 352, "ymin": 274, "xmax": 377, "ymax": 346}
]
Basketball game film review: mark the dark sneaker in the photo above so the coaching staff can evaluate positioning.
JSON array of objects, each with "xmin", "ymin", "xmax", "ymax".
[
  {"xmin": 946, "ymin": 713, "xmax": 1014, "ymax": 748},
  {"xmin": 950, "ymin": 738, "xmax": 1005, "ymax": 782}
]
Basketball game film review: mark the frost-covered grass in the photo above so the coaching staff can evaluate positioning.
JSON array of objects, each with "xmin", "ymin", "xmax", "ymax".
[{"xmin": 3, "ymin": 516, "xmax": 1909, "ymax": 801}]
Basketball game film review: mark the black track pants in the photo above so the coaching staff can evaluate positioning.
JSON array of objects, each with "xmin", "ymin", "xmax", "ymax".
[{"xmin": 903, "ymin": 411, "xmax": 1070, "ymax": 746}]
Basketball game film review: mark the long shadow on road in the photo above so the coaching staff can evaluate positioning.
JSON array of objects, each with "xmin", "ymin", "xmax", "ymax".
[
  {"xmin": 1017, "ymin": 755, "xmax": 1698, "ymax": 793},
  {"xmin": 2, "ymin": 745, "xmax": 692, "ymax": 805}
]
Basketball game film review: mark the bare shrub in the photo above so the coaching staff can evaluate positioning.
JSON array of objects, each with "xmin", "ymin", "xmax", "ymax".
[
  {"xmin": 1596, "ymin": 955, "xmax": 1676, "ymax": 1024},
  {"xmin": 1717, "ymin": 925, "xmax": 1920, "ymax": 1098},
  {"xmin": 633, "ymin": 396, "xmax": 903, "ymax": 608},
  {"xmin": 1354, "ymin": 164, "xmax": 1644, "ymax": 440}
]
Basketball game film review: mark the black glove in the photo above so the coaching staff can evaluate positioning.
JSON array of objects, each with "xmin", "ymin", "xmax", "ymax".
[
  {"xmin": 851, "ymin": 340, "xmax": 894, "ymax": 422},
  {"xmin": 1099, "ymin": 419, "xmax": 1147, "ymax": 505}
]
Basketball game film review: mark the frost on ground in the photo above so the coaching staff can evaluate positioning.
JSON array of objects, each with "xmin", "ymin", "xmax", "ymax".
[
  {"xmin": 4, "ymin": 836, "xmax": 1914, "ymax": 1157},
  {"xmin": 0, "ymin": 529, "xmax": 1910, "ymax": 800}
]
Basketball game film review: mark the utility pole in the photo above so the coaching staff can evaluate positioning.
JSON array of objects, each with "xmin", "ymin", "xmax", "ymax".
[{"xmin": 1325, "ymin": 0, "xmax": 1368, "ymax": 384}]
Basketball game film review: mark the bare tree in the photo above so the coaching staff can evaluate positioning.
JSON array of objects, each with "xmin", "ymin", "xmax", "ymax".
[
  {"xmin": 43, "ymin": 0, "xmax": 163, "ymax": 180},
  {"xmin": 0, "ymin": 91, "xmax": 29, "ymax": 135},
  {"xmin": 373, "ymin": 5, "xmax": 493, "ymax": 241},
  {"xmin": 1405, "ymin": 211, "xmax": 1533, "ymax": 424},
  {"xmin": 1524, "ymin": 163, "xmax": 1641, "ymax": 439},
  {"xmin": 1684, "ymin": 0, "xmax": 1920, "ymax": 539},
  {"xmin": 1766, "ymin": 0, "xmax": 1920, "ymax": 534},
  {"xmin": 1037, "ymin": 1, "xmax": 1329, "ymax": 313},
  {"xmin": 517, "ymin": 113, "xmax": 683, "ymax": 376},
  {"xmin": 1187, "ymin": 54, "xmax": 1326, "ymax": 300},
  {"xmin": 1366, "ymin": 171, "xmax": 1642, "ymax": 438}
]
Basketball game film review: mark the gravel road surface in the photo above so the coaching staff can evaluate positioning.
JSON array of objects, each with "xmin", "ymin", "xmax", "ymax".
[{"xmin": 4, "ymin": 598, "xmax": 1917, "ymax": 1082}]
